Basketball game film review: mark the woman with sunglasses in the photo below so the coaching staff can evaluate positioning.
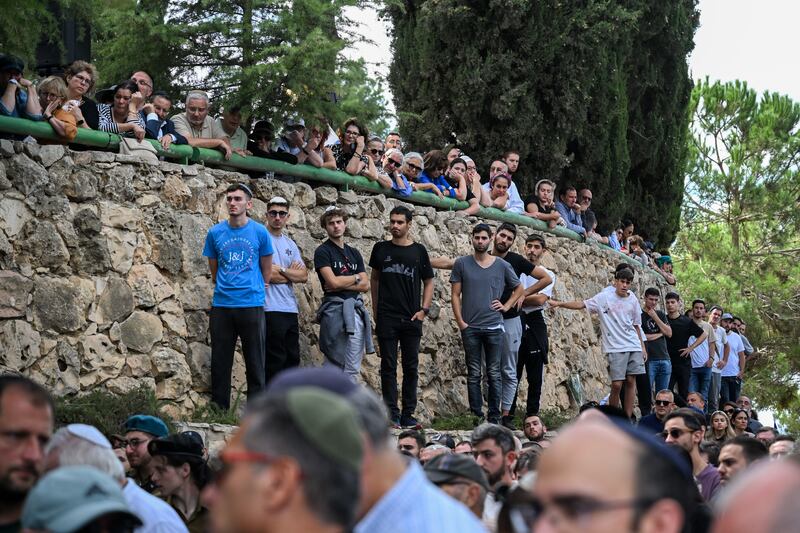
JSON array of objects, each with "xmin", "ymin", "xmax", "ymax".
[
  {"xmin": 730, "ymin": 408, "xmax": 754, "ymax": 437},
  {"xmin": 705, "ymin": 410, "xmax": 736, "ymax": 445},
  {"xmin": 332, "ymin": 117, "xmax": 373, "ymax": 176},
  {"xmin": 63, "ymin": 60, "xmax": 100, "ymax": 130},
  {"xmin": 36, "ymin": 76, "xmax": 78, "ymax": 143}
]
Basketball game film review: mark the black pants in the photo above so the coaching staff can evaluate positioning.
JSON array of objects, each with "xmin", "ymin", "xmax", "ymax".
[
  {"xmin": 510, "ymin": 310, "xmax": 548, "ymax": 418},
  {"xmin": 377, "ymin": 319, "xmax": 422, "ymax": 421},
  {"xmin": 265, "ymin": 311, "xmax": 300, "ymax": 385},
  {"xmin": 669, "ymin": 361, "xmax": 691, "ymax": 407},
  {"xmin": 210, "ymin": 306, "xmax": 266, "ymax": 409}
]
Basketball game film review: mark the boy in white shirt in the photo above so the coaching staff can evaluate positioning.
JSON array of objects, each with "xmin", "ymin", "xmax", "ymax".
[{"xmin": 551, "ymin": 267, "xmax": 647, "ymax": 417}]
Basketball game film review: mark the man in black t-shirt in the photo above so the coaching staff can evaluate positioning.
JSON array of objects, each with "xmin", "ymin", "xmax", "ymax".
[
  {"xmin": 313, "ymin": 206, "xmax": 373, "ymax": 381},
  {"xmin": 491, "ymin": 223, "xmax": 552, "ymax": 430},
  {"xmin": 369, "ymin": 206, "xmax": 434, "ymax": 429},
  {"xmin": 641, "ymin": 287, "xmax": 673, "ymax": 401},
  {"xmin": 664, "ymin": 292, "xmax": 707, "ymax": 405}
]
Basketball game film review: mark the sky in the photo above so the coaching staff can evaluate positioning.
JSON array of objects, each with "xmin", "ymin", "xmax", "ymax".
[{"xmin": 344, "ymin": 0, "xmax": 800, "ymax": 114}]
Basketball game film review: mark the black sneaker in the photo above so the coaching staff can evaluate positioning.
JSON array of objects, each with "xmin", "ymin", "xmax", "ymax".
[
  {"xmin": 487, "ymin": 417, "xmax": 501, "ymax": 425},
  {"xmin": 501, "ymin": 415, "xmax": 517, "ymax": 430},
  {"xmin": 400, "ymin": 416, "xmax": 421, "ymax": 429},
  {"xmin": 389, "ymin": 418, "xmax": 401, "ymax": 429}
]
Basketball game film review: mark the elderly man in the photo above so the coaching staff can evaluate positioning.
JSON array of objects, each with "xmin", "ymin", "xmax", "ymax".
[
  {"xmin": 577, "ymin": 188, "xmax": 596, "ymax": 233},
  {"xmin": 172, "ymin": 90, "xmax": 234, "ymax": 159},
  {"xmin": 532, "ymin": 419, "xmax": 696, "ymax": 533},
  {"xmin": 554, "ymin": 186, "xmax": 586, "ymax": 236},
  {"xmin": 0, "ymin": 375, "xmax": 53, "ymax": 532},
  {"xmin": 639, "ymin": 390, "xmax": 676, "ymax": 434},
  {"xmin": 217, "ymin": 105, "xmax": 249, "ymax": 152},
  {"xmin": 143, "ymin": 91, "xmax": 188, "ymax": 150},
  {"xmin": 425, "ymin": 454, "xmax": 488, "ymax": 519}
]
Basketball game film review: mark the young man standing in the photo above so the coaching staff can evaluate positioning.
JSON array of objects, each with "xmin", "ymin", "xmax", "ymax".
[
  {"xmin": 664, "ymin": 292, "xmax": 707, "ymax": 405},
  {"xmin": 203, "ymin": 183, "xmax": 273, "ymax": 409},
  {"xmin": 707, "ymin": 305, "xmax": 729, "ymax": 412},
  {"xmin": 719, "ymin": 313, "xmax": 746, "ymax": 404},
  {"xmin": 688, "ymin": 299, "xmax": 717, "ymax": 407},
  {"xmin": 314, "ymin": 207, "xmax": 373, "ymax": 382},
  {"xmin": 489, "ymin": 223, "xmax": 552, "ymax": 429},
  {"xmin": 508, "ymin": 234, "xmax": 555, "ymax": 420},
  {"xmin": 263, "ymin": 196, "xmax": 307, "ymax": 385},
  {"xmin": 641, "ymin": 287, "xmax": 673, "ymax": 396},
  {"xmin": 451, "ymin": 223, "xmax": 523, "ymax": 425},
  {"xmin": 551, "ymin": 268, "xmax": 647, "ymax": 417},
  {"xmin": 369, "ymin": 206, "xmax": 434, "ymax": 429}
]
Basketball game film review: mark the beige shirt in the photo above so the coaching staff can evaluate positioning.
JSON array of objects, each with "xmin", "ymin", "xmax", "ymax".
[
  {"xmin": 215, "ymin": 118, "xmax": 248, "ymax": 150},
  {"xmin": 172, "ymin": 113, "xmax": 228, "ymax": 140}
]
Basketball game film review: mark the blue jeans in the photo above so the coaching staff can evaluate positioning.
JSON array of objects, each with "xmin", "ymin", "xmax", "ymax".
[
  {"xmin": 720, "ymin": 376, "xmax": 741, "ymax": 405},
  {"xmin": 461, "ymin": 327, "xmax": 504, "ymax": 421},
  {"xmin": 647, "ymin": 359, "xmax": 671, "ymax": 396},
  {"xmin": 690, "ymin": 366, "xmax": 712, "ymax": 407}
]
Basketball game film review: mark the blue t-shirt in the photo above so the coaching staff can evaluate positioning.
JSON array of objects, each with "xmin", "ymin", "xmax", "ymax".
[
  {"xmin": 393, "ymin": 174, "xmax": 414, "ymax": 197},
  {"xmin": 418, "ymin": 171, "xmax": 457, "ymax": 198},
  {"xmin": 203, "ymin": 219, "xmax": 273, "ymax": 308}
]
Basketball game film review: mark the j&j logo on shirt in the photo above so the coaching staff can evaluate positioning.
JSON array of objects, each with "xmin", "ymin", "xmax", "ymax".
[{"xmin": 219, "ymin": 237, "xmax": 257, "ymax": 274}]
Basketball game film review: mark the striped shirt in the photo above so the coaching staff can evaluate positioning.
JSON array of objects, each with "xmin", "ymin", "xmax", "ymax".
[{"xmin": 97, "ymin": 103, "xmax": 145, "ymax": 135}]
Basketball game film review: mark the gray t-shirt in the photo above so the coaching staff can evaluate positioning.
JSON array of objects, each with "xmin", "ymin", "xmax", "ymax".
[
  {"xmin": 264, "ymin": 233, "xmax": 302, "ymax": 313},
  {"xmin": 450, "ymin": 256, "xmax": 519, "ymax": 329}
]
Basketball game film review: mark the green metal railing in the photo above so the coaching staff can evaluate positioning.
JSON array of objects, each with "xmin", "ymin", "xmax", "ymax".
[{"xmin": 0, "ymin": 115, "xmax": 643, "ymax": 266}]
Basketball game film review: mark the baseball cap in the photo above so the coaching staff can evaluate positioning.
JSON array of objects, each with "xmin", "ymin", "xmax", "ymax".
[
  {"xmin": 285, "ymin": 387, "xmax": 363, "ymax": 471},
  {"xmin": 424, "ymin": 453, "xmax": 489, "ymax": 491},
  {"xmin": 22, "ymin": 466, "xmax": 141, "ymax": 533},
  {"xmin": 250, "ymin": 120, "xmax": 274, "ymax": 139},
  {"xmin": 123, "ymin": 414, "xmax": 169, "ymax": 438},
  {"xmin": 721, "ymin": 313, "xmax": 734, "ymax": 320},
  {"xmin": 284, "ymin": 117, "xmax": 305, "ymax": 128},
  {"xmin": 148, "ymin": 433, "xmax": 204, "ymax": 461},
  {"xmin": 266, "ymin": 367, "xmax": 359, "ymax": 398},
  {"xmin": 66, "ymin": 424, "xmax": 112, "ymax": 449}
]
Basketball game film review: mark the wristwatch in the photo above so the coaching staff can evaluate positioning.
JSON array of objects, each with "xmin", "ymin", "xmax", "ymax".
[
  {"xmin": 422, "ymin": 307, "xmax": 430, "ymax": 315},
  {"xmin": 354, "ymin": 275, "xmax": 361, "ymax": 285},
  {"xmin": 279, "ymin": 267, "xmax": 287, "ymax": 275}
]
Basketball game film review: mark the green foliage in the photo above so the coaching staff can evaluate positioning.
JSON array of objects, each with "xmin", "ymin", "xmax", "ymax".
[
  {"xmin": 88, "ymin": 0, "xmax": 391, "ymax": 134},
  {"xmin": 676, "ymin": 79, "xmax": 800, "ymax": 431},
  {"xmin": 386, "ymin": 0, "xmax": 698, "ymax": 245},
  {"xmin": 190, "ymin": 392, "xmax": 244, "ymax": 426},
  {"xmin": 430, "ymin": 412, "xmax": 477, "ymax": 431},
  {"xmin": 55, "ymin": 386, "xmax": 174, "ymax": 436}
]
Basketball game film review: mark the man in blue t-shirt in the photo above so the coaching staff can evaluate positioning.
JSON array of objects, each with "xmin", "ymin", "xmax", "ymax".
[{"xmin": 203, "ymin": 183, "xmax": 273, "ymax": 409}]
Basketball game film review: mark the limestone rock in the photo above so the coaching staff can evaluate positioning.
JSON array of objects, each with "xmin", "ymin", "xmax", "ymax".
[
  {"xmin": 0, "ymin": 196, "xmax": 33, "ymax": 238},
  {"xmin": 127, "ymin": 264, "xmax": 174, "ymax": 308},
  {"xmin": 62, "ymin": 169, "xmax": 98, "ymax": 201},
  {"xmin": 0, "ymin": 270, "xmax": 32, "ymax": 317},
  {"xmin": 163, "ymin": 175, "xmax": 192, "ymax": 208},
  {"xmin": 36, "ymin": 145, "xmax": 65, "ymax": 168},
  {"xmin": 146, "ymin": 208, "xmax": 183, "ymax": 274},
  {"xmin": 179, "ymin": 276, "xmax": 213, "ymax": 311},
  {"xmin": 179, "ymin": 214, "xmax": 213, "ymax": 275},
  {"xmin": 5, "ymin": 153, "xmax": 50, "ymax": 196},
  {"xmin": 315, "ymin": 186, "xmax": 338, "ymax": 205},
  {"xmin": 106, "ymin": 376, "xmax": 156, "ymax": 395},
  {"xmin": 185, "ymin": 311, "xmax": 209, "ymax": 341},
  {"xmin": 20, "ymin": 220, "xmax": 70, "ymax": 269},
  {"xmin": 96, "ymin": 277, "xmax": 135, "ymax": 325},
  {"xmin": 187, "ymin": 342, "xmax": 211, "ymax": 391},
  {"xmin": 103, "ymin": 227, "xmax": 137, "ymax": 274},
  {"xmin": 151, "ymin": 347, "xmax": 192, "ymax": 400},
  {"xmin": 0, "ymin": 161, "xmax": 10, "ymax": 190},
  {"xmin": 292, "ymin": 182, "xmax": 316, "ymax": 209},
  {"xmin": 119, "ymin": 311, "xmax": 163, "ymax": 353},
  {"xmin": 338, "ymin": 189, "xmax": 359, "ymax": 205},
  {"xmin": 0, "ymin": 320, "xmax": 41, "ymax": 371},
  {"xmin": 159, "ymin": 298, "xmax": 187, "ymax": 336},
  {"xmin": 79, "ymin": 333, "xmax": 124, "ymax": 385},
  {"xmin": 32, "ymin": 277, "xmax": 90, "ymax": 332},
  {"xmin": 100, "ymin": 201, "xmax": 142, "ymax": 231}
]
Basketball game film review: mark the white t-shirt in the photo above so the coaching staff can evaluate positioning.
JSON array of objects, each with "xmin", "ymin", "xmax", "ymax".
[
  {"xmin": 123, "ymin": 480, "xmax": 188, "ymax": 533},
  {"xmin": 521, "ymin": 267, "xmax": 555, "ymax": 313},
  {"xmin": 711, "ymin": 325, "xmax": 727, "ymax": 374},
  {"xmin": 689, "ymin": 321, "xmax": 717, "ymax": 368},
  {"xmin": 583, "ymin": 289, "xmax": 643, "ymax": 354},
  {"xmin": 264, "ymin": 232, "xmax": 302, "ymax": 313},
  {"xmin": 722, "ymin": 331, "xmax": 745, "ymax": 377}
]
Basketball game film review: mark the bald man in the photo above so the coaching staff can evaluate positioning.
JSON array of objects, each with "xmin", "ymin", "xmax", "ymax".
[
  {"xmin": 713, "ymin": 459, "xmax": 800, "ymax": 533},
  {"xmin": 532, "ymin": 420, "xmax": 696, "ymax": 532}
]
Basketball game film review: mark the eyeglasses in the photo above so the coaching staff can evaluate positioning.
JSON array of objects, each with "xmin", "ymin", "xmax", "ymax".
[
  {"xmin": 723, "ymin": 409, "xmax": 735, "ymax": 415},
  {"xmin": 216, "ymin": 449, "xmax": 286, "ymax": 485},
  {"xmin": 654, "ymin": 400, "xmax": 672, "ymax": 406},
  {"xmin": 39, "ymin": 91, "xmax": 56, "ymax": 99},
  {"xmin": 370, "ymin": 149, "xmax": 384, "ymax": 156},
  {"xmin": 125, "ymin": 437, "xmax": 150, "ymax": 449},
  {"xmin": 660, "ymin": 428, "xmax": 695, "ymax": 440},
  {"xmin": 132, "ymin": 78, "xmax": 152, "ymax": 89},
  {"xmin": 345, "ymin": 129, "xmax": 360, "ymax": 136},
  {"xmin": 507, "ymin": 495, "xmax": 656, "ymax": 531},
  {"xmin": 71, "ymin": 74, "xmax": 92, "ymax": 86},
  {"xmin": 267, "ymin": 210, "xmax": 289, "ymax": 218},
  {"xmin": 406, "ymin": 163, "xmax": 422, "ymax": 172}
]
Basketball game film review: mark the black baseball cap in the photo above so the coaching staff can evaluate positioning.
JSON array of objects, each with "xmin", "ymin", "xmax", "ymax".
[
  {"xmin": 424, "ymin": 453, "xmax": 489, "ymax": 491},
  {"xmin": 148, "ymin": 433, "xmax": 204, "ymax": 461}
]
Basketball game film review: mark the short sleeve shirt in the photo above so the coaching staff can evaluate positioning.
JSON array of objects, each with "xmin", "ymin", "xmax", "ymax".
[
  {"xmin": 368, "ymin": 241, "xmax": 434, "ymax": 322},
  {"xmin": 314, "ymin": 239, "xmax": 366, "ymax": 299},
  {"xmin": 722, "ymin": 331, "xmax": 745, "ymax": 377},
  {"xmin": 450, "ymin": 256, "xmax": 520, "ymax": 329},
  {"xmin": 666, "ymin": 315, "xmax": 705, "ymax": 361},
  {"xmin": 641, "ymin": 310, "xmax": 670, "ymax": 360},
  {"xmin": 584, "ymin": 290, "xmax": 643, "ymax": 353},
  {"xmin": 498, "ymin": 252, "xmax": 535, "ymax": 320},
  {"xmin": 172, "ymin": 113, "xmax": 229, "ymax": 140},
  {"xmin": 202, "ymin": 220, "xmax": 273, "ymax": 307},
  {"xmin": 264, "ymin": 233, "xmax": 302, "ymax": 313}
]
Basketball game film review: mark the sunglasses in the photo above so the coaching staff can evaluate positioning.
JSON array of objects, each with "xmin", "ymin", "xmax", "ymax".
[
  {"xmin": 370, "ymin": 149, "xmax": 384, "ymax": 156},
  {"xmin": 385, "ymin": 158, "xmax": 402, "ymax": 167},
  {"xmin": 660, "ymin": 428, "xmax": 695, "ymax": 440},
  {"xmin": 268, "ymin": 210, "xmax": 289, "ymax": 218},
  {"xmin": 654, "ymin": 400, "xmax": 672, "ymax": 406},
  {"xmin": 406, "ymin": 163, "xmax": 422, "ymax": 172}
]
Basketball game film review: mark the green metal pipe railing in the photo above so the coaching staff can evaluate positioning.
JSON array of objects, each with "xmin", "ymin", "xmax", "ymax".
[{"xmin": 0, "ymin": 115, "xmax": 643, "ymax": 267}]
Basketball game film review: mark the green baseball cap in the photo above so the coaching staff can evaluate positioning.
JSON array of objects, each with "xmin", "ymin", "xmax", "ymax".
[
  {"xmin": 286, "ymin": 387, "xmax": 364, "ymax": 471},
  {"xmin": 22, "ymin": 466, "xmax": 141, "ymax": 533}
]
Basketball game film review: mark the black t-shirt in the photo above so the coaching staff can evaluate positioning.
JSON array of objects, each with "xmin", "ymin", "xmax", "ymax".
[
  {"xmin": 368, "ymin": 240, "xmax": 434, "ymax": 322},
  {"xmin": 524, "ymin": 194, "xmax": 553, "ymax": 214},
  {"xmin": 498, "ymin": 251, "xmax": 535, "ymax": 319},
  {"xmin": 666, "ymin": 314, "xmax": 705, "ymax": 363},
  {"xmin": 313, "ymin": 239, "xmax": 365, "ymax": 299},
  {"xmin": 641, "ymin": 310, "xmax": 670, "ymax": 360}
]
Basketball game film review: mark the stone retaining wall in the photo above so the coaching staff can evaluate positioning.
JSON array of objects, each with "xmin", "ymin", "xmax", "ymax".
[{"xmin": 0, "ymin": 140, "xmax": 668, "ymax": 421}]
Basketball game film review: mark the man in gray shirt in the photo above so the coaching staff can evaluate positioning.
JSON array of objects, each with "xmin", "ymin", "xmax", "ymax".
[{"xmin": 451, "ymin": 223, "xmax": 523, "ymax": 425}]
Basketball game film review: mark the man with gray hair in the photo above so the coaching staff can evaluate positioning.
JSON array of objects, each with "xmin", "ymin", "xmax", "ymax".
[
  {"xmin": 172, "ymin": 90, "xmax": 234, "ymax": 159},
  {"xmin": 44, "ymin": 423, "xmax": 187, "ymax": 533},
  {"xmin": 383, "ymin": 148, "xmax": 412, "ymax": 196},
  {"xmin": 399, "ymin": 152, "xmax": 424, "ymax": 196}
]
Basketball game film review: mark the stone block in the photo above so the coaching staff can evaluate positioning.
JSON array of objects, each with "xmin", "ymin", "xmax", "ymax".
[
  {"xmin": 179, "ymin": 214, "xmax": 213, "ymax": 276},
  {"xmin": 5, "ymin": 153, "xmax": 50, "ymax": 196},
  {"xmin": 188, "ymin": 342, "xmax": 211, "ymax": 391},
  {"xmin": 315, "ymin": 185, "xmax": 338, "ymax": 205},
  {"xmin": 179, "ymin": 276, "xmax": 213, "ymax": 311},
  {"xmin": 151, "ymin": 347, "xmax": 192, "ymax": 400},
  {"xmin": 0, "ymin": 320, "xmax": 41, "ymax": 371},
  {"xmin": 0, "ymin": 197, "xmax": 33, "ymax": 237},
  {"xmin": 127, "ymin": 264, "xmax": 174, "ymax": 308},
  {"xmin": 103, "ymin": 227, "xmax": 137, "ymax": 274},
  {"xmin": 36, "ymin": 145, "xmax": 65, "ymax": 168},
  {"xmin": 119, "ymin": 311, "xmax": 163, "ymax": 353},
  {"xmin": 100, "ymin": 201, "xmax": 142, "ymax": 231},
  {"xmin": 20, "ymin": 220, "xmax": 70, "ymax": 269},
  {"xmin": 62, "ymin": 168, "xmax": 98, "ymax": 201},
  {"xmin": 79, "ymin": 333, "xmax": 124, "ymax": 384},
  {"xmin": 95, "ymin": 277, "xmax": 135, "ymax": 325},
  {"xmin": 163, "ymin": 175, "xmax": 192, "ymax": 208},
  {"xmin": 32, "ymin": 276, "xmax": 90, "ymax": 332},
  {"xmin": 0, "ymin": 270, "xmax": 32, "ymax": 317}
]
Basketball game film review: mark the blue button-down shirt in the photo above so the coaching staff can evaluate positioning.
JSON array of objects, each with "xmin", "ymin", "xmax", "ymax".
[
  {"xmin": 355, "ymin": 461, "xmax": 486, "ymax": 533},
  {"xmin": 555, "ymin": 200, "xmax": 586, "ymax": 235}
]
